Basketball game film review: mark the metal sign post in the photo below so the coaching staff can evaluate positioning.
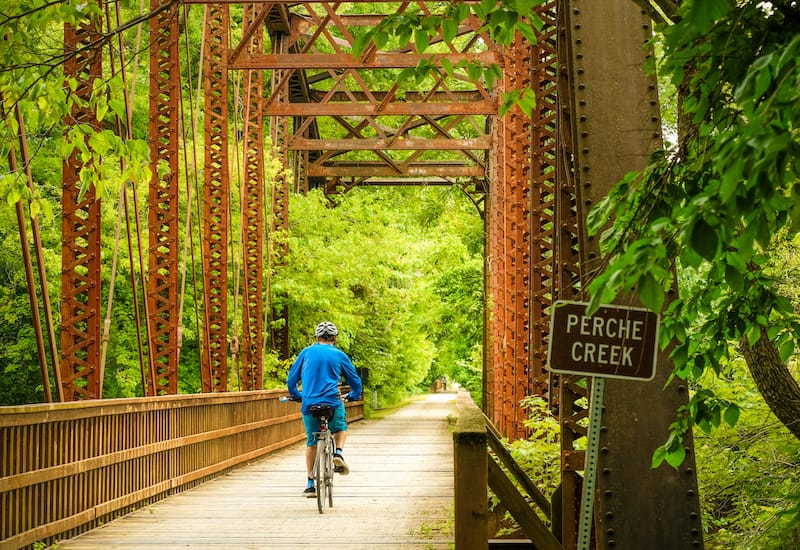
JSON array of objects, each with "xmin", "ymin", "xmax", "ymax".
[
  {"xmin": 547, "ymin": 300, "xmax": 660, "ymax": 549},
  {"xmin": 577, "ymin": 377, "xmax": 604, "ymax": 550}
]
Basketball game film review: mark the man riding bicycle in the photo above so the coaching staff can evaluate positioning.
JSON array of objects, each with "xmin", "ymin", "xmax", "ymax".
[{"xmin": 286, "ymin": 321, "xmax": 363, "ymax": 497}]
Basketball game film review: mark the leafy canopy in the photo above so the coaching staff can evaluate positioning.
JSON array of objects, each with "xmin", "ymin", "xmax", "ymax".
[{"xmin": 586, "ymin": 1, "xmax": 800, "ymax": 464}]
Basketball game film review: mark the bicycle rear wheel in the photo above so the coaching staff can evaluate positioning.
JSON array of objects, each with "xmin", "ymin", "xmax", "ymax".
[
  {"xmin": 315, "ymin": 438, "xmax": 327, "ymax": 514},
  {"xmin": 325, "ymin": 437, "xmax": 334, "ymax": 508}
]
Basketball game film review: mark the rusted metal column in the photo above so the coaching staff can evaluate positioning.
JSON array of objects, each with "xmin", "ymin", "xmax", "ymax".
[
  {"xmin": 240, "ymin": 4, "xmax": 265, "ymax": 391},
  {"xmin": 484, "ymin": 116, "xmax": 500, "ymax": 425},
  {"xmin": 561, "ymin": 1, "xmax": 703, "ymax": 548},
  {"xmin": 61, "ymin": 8, "xmax": 103, "ymax": 400},
  {"xmin": 268, "ymin": 31, "xmax": 290, "ymax": 361},
  {"xmin": 555, "ymin": 1, "xmax": 588, "ymax": 546},
  {"xmin": 529, "ymin": 1, "xmax": 559, "ymax": 406},
  {"xmin": 486, "ymin": 33, "xmax": 533, "ymax": 441},
  {"xmin": 147, "ymin": 0, "xmax": 180, "ymax": 395},
  {"xmin": 202, "ymin": 3, "xmax": 231, "ymax": 392}
]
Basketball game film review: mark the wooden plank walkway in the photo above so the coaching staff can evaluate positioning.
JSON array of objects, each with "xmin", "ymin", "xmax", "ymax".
[{"xmin": 57, "ymin": 393, "xmax": 456, "ymax": 549}]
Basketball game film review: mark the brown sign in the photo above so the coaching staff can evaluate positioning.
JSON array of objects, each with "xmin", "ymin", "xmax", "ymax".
[{"xmin": 547, "ymin": 301, "xmax": 659, "ymax": 381}]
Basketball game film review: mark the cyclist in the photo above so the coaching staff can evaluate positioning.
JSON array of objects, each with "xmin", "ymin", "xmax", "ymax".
[{"xmin": 286, "ymin": 321, "xmax": 363, "ymax": 497}]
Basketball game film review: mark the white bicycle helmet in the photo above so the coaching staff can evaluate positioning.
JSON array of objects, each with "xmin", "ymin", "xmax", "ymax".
[{"xmin": 314, "ymin": 321, "xmax": 339, "ymax": 339}]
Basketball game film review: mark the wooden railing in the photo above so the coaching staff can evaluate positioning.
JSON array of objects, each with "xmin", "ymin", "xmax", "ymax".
[
  {"xmin": 0, "ymin": 390, "xmax": 363, "ymax": 549},
  {"xmin": 452, "ymin": 391, "xmax": 561, "ymax": 550}
]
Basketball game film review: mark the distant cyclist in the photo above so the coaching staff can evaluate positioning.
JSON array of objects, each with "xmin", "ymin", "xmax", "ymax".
[{"xmin": 286, "ymin": 321, "xmax": 363, "ymax": 497}]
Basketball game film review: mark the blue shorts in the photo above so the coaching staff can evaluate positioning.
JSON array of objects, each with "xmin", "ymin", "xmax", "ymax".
[{"xmin": 303, "ymin": 404, "xmax": 347, "ymax": 446}]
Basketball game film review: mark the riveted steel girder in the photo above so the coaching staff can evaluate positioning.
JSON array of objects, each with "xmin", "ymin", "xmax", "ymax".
[
  {"xmin": 528, "ymin": 0, "xmax": 559, "ymax": 416},
  {"xmin": 202, "ymin": 4, "xmax": 231, "ymax": 392},
  {"xmin": 268, "ymin": 31, "xmax": 291, "ymax": 361},
  {"xmin": 484, "ymin": 0, "xmax": 559, "ymax": 443},
  {"xmin": 240, "ymin": 3, "xmax": 266, "ymax": 390},
  {"xmin": 61, "ymin": 8, "xmax": 103, "ymax": 401},
  {"xmin": 562, "ymin": 1, "xmax": 703, "ymax": 548},
  {"xmin": 554, "ymin": 2, "xmax": 588, "ymax": 546},
  {"xmin": 485, "ymin": 33, "xmax": 533, "ymax": 441},
  {"xmin": 147, "ymin": 0, "xmax": 180, "ymax": 395}
]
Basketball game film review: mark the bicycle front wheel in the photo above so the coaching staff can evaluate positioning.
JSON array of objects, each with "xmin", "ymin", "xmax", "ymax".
[{"xmin": 315, "ymin": 438, "xmax": 327, "ymax": 514}]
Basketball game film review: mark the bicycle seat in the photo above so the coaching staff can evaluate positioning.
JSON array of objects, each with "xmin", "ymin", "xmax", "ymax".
[{"xmin": 309, "ymin": 404, "xmax": 334, "ymax": 420}]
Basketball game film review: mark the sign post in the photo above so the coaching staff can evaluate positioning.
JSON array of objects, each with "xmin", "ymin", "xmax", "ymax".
[{"xmin": 547, "ymin": 301, "xmax": 660, "ymax": 550}]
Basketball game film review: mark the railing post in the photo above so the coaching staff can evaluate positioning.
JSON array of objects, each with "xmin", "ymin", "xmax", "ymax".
[{"xmin": 453, "ymin": 390, "xmax": 488, "ymax": 549}]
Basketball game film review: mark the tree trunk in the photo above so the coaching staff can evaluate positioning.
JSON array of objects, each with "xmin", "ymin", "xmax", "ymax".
[{"xmin": 740, "ymin": 328, "xmax": 800, "ymax": 441}]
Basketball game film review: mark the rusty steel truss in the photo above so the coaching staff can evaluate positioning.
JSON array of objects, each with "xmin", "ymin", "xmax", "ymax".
[
  {"xmin": 201, "ymin": 4, "xmax": 231, "ymax": 392},
  {"xmin": 61, "ymin": 5, "xmax": 103, "ymax": 401},
  {"xmin": 58, "ymin": 1, "xmax": 704, "ymax": 547},
  {"xmin": 239, "ymin": 4, "xmax": 267, "ymax": 390},
  {"xmin": 147, "ymin": 0, "xmax": 180, "ymax": 395}
]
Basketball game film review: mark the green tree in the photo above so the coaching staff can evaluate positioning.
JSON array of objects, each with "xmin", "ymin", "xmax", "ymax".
[
  {"xmin": 274, "ymin": 186, "xmax": 483, "ymax": 407},
  {"xmin": 588, "ymin": 1, "xmax": 800, "ymax": 454}
]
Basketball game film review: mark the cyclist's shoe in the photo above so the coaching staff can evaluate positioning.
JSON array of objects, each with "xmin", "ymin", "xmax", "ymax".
[
  {"xmin": 333, "ymin": 453, "xmax": 350, "ymax": 475},
  {"xmin": 303, "ymin": 485, "xmax": 316, "ymax": 498}
]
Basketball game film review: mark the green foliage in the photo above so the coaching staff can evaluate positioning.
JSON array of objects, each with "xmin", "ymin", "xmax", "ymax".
[
  {"xmin": 351, "ymin": 0, "xmax": 546, "ymax": 113},
  {"xmin": 586, "ymin": 0, "xmax": 800, "ymax": 446},
  {"xmin": 491, "ymin": 395, "xmax": 561, "ymax": 536},
  {"xmin": 694, "ymin": 359, "xmax": 800, "ymax": 549},
  {"xmin": 507, "ymin": 395, "xmax": 561, "ymax": 496},
  {"xmin": 277, "ymin": 186, "xmax": 483, "ymax": 408}
]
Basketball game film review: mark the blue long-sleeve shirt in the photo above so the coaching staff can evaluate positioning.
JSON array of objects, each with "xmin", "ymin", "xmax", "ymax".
[{"xmin": 286, "ymin": 342, "xmax": 363, "ymax": 415}]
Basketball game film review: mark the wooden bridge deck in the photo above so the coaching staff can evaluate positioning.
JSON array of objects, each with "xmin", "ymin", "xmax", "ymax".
[{"xmin": 56, "ymin": 393, "xmax": 457, "ymax": 549}]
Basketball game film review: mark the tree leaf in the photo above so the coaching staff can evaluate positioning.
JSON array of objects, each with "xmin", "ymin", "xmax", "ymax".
[
  {"xmin": 779, "ymin": 338, "xmax": 794, "ymax": 363},
  {"xmin": 413, "ymin": 28, "xmax": 429, "ymax": 53},
  {"xmin": 442, "ymin": 18, "xmax": 458, "ymax": 44},
  {"xmin": 723, "ymin": 404, "xmax": 740, "ymax": 427},
  {"xmin": 746, "ymin": 322, "xmax": 761, "ymax": 347},
  {"xmin": 651, "ymin": 446, "xmax": 668, "ymax": 469},
  {"xmin": 638, "ymin": 272, "xmax": 664, "ymax": 313},
  {"xmin": 690, "ymin": 218, "xmax": 718, "ymax": 261},
  {"xmin": 665, "ymin": 444, "xmax": 686, "ymax": 469}
]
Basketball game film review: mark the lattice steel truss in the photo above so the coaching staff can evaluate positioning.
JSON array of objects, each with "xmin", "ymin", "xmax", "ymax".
[
  {"xmin": 267, "ymin": 28, "xmax": 291, "ymax": 361},
  {"xmin": 485, "ymin": 34, "xmax": 533, "ymax": 441},
  {"xmin": 230, "ymin": 0, "xmax": 496, "ymax": 194},
  {"xmin": 147, "ymin": 0, "xmax": 180, "ymax": 395},
  {"xmin": 554, "ymin": 2, "xmax": 588, "ymax": 546},
  {"xmin": 240, "ymin": 4, "xmax": 266, "ymax": 390},
  {"xmin": 201, "ymin": 4, "xmax": 230, "ymax": 392},
  {"xmin": 61, "ymin": 8, "xmax": 103, "ymax": 401}
]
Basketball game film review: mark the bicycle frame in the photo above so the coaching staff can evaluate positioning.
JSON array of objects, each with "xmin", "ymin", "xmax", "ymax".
[{"xmin": 311, "ymin": 408, "xmax": 335, "ymax": 514}]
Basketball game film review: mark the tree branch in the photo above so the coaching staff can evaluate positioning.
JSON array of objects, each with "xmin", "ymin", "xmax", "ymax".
[{"xmin": 739, "ymin": 328, "xmax": 800, "ymax": 441}]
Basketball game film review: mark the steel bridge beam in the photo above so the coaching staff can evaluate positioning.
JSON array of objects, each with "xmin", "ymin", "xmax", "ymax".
[
  {"xmin": 202, "ymin": 4, "xmax": 231, "ymax": 392},
  {"xmin": 61, "ymin": 7, "xmax": 103, "ymax": 401},
  {"xmin": 240, "ymin": 4, "xmax": 266, "ymax": 390},
  {"xmin": 561, "ymin": 1, "xmax": 703, "ymax": 548},
  {"xmin": 147, "ymin": 0, "xmax": 180, "ymax": 395},
  {"xmin": 268, "ymin": 31, "xmax": 291, "ymax": 361}
]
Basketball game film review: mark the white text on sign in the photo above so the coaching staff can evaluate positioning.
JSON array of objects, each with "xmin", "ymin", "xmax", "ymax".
[
  {"xmin": 547, "ymin": 301, "xmax": 659, "ymax": 381},
  {"xmin": 565, "ymin": 314, "xmax": 644, "ymax": 341}
]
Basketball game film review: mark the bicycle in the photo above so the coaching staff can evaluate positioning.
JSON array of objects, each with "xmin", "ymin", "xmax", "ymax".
[
  {"xmin": 281, "ymin": 395, "xmax": 349, "ymax": 514},
  {"xmin": 308, "ymin": 403, "xmax": 335, "ymax": 514}
]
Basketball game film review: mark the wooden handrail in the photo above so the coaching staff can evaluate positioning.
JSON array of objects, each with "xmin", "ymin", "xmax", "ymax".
[
  {"xmin": 484, "ymin": 414, "xmax": 551, "ymax": 516},
  {"xmin": 452, "ymin": 391, "xmax": 561, "ymax": 549},
  {"xmin": 0, "ymin": 390, "xmax": 363, "ymax": 549},
  {"xmin": 452, "ymin": 390, "xmax": 488, "ymax": 550}
]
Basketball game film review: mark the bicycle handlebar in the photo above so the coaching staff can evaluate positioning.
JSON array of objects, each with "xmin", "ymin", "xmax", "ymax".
[
  {"xmin": 279, "ymin": 396, "xmax": 301, "ymax": 403},
  {"xmin": 280, "ymin": 394, "xmax": 359, "ymax": 403}
]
